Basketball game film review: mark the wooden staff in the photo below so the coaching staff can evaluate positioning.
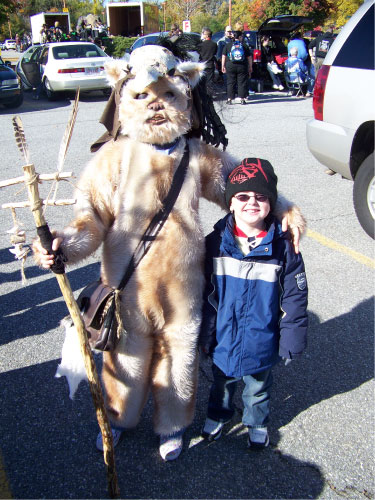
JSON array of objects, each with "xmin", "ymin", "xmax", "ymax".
[{"xmin": 22, "ymin": 162, "xmax": 120, "ymax": 498}]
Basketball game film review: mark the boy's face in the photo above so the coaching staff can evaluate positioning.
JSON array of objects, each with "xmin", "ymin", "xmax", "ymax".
[{"xmin": 230, "ymin": 191, "xmax": 270, "ymax": 233}]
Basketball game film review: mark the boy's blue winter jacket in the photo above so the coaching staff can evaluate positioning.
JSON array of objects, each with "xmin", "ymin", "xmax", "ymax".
[{"xmin": 199, "ymin": 214, "xmax": 308, "ymax": 377}]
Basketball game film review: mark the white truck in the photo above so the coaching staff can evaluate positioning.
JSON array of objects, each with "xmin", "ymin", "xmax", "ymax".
[
  {"xmin": 106, "ymin": 1, "xmax": 159, "ymax": 37},
  {"xmin": 30, "ymin": 12, "xmax": 71, "ymax": 44}
]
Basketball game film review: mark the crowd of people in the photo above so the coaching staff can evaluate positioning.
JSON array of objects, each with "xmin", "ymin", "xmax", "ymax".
[
  {"xmin": 195, "ymin": 23, "xmax": 337, "ymax": 103},
  {"xmin": 38, "ymin": 18, "xmax": 108, "ymax": 47}
]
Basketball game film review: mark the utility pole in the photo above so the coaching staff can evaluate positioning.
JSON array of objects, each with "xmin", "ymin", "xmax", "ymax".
[{"xmin": 162, "ymin": 2, "xmax": 166, "ymax": 31}]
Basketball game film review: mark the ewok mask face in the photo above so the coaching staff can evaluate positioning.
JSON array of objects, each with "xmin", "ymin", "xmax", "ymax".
[{"xmin": 105, "ymin": 46, "xmax": 205, "ymax": 145}]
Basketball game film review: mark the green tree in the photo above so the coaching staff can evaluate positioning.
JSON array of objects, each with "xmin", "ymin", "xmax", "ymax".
[{"xmin": 0, "ymin": 0, "xmax": 18, "ymax": 32}]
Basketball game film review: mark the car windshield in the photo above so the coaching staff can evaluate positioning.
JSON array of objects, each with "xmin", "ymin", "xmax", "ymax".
[
  {"xmin": 131, "ymin": 35, "xmax": 159, "ymax": 51},
  {"xmin": 52, "ymin": 44, "xmax": 106, "ymax": 59}
]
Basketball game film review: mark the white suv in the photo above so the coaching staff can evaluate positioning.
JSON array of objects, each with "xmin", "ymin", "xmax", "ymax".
[{"xmin": 306, "ymin": 0, "xmax": 374, "ymax": 239}]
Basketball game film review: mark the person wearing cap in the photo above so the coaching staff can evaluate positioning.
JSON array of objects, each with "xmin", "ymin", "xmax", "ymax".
[
  {"xmin": 216, "ymin": 26, "xmax": 234, "ymax": 83},
  {"xmin": 199, "ymin": 158, "xmax": 308, "ymax": 449}
]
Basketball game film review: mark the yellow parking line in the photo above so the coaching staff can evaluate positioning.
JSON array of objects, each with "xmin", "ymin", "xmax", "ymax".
[
  {"xmin": 0, "ymin": 451, "xmax": 12, "ymax": 499},
  {"xmin": 307, "ymin": 229, "xmax": 375, "ymax": 269}
]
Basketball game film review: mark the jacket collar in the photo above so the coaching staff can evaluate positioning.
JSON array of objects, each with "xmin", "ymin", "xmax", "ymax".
[{"xmin": 215, "ymin": 213, "xmax": 284, "ymax": 258}]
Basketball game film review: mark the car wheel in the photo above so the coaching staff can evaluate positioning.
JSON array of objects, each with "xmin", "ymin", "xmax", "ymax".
[
  {"xmin": 43, "ymin": 77, "xmax": 57, "ymax": 101},
  {"xmin": 353, "ymin": 153, "xmax": 375, "ymax": 239},
  {"xmin": 3, "ymin": 93, "xmax": 24, "ymax": 108}
]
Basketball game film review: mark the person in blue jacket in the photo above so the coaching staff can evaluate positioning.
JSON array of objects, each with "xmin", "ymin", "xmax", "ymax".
[{"xmin": 200, "ymin": 158, "xmax": 308, "ymax": 449}]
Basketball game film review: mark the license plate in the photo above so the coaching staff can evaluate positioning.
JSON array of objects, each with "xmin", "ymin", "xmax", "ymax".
[{"xmin": 85, "ymin": 67, "xmax": 100, "ymax": 75}]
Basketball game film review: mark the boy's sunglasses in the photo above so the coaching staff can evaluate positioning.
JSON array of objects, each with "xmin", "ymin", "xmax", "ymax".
[{"xmin": 233, "ymin": 194, "xmax": 269, "ymax": 203}]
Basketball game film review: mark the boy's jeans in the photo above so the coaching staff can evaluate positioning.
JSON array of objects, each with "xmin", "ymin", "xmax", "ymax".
[{"xmin": 207, "ymin": 364, "xmax": 273, "ymax": 428}]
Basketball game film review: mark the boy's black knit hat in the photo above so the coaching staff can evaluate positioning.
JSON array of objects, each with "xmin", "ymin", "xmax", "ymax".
[{"xmin": 225, "ymin": 158, "xmax": 278, "ymax": 209}]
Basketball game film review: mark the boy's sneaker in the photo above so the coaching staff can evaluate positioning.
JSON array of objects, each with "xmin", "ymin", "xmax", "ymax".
[
  {"xmin": 201, "ymin": 417, "xmax": 225, "ymax": 441},
  {"xmin": 96, "ymin": 427, "xmax": 123, "ymax": 451},
  {"xmin": 247, "ymin": 427, "xmax": 269, "ymax": 450}
]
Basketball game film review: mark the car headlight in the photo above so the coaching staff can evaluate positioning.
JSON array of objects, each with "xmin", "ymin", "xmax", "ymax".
[{"xmin": 2, "ymin": 79, "xmax": 19, "ymax": 85}]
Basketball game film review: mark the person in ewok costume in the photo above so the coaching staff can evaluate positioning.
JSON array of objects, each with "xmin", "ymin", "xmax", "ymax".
[{"xmin": 33, "ymin": 44, "xmax": 305, "ymax": 461}]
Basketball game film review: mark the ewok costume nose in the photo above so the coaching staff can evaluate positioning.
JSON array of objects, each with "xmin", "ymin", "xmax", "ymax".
[{"xmin": 148, "ymin": 100, "xmax": 165, "ymax": 111}]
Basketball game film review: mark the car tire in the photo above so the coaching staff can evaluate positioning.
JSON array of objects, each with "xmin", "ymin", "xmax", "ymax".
[
  {"xmin": 43, "ymin": 77, "xmax": 57, "ymax": 101},
  {"xmin": 3, "ymin": 93, "xmax": 24, "ymax": 108},
  {"xmin": 353, "ymin": 153, "xmax": 375, "ymax": 239}
]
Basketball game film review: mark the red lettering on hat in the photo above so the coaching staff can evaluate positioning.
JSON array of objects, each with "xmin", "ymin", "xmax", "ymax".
[{"xmin": 229, "ymin": 158, "xmax": 269, "ymax": 184}]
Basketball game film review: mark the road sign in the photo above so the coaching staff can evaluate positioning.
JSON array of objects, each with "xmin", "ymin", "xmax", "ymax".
[{"xmin": 182, "ymin": 20, "xmax": 191, "ymax": 32}]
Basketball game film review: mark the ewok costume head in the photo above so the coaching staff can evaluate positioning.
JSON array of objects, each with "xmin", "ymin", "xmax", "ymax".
[{"xmin": 91, "ymin": 43, "xmax": 228, "ymax": 152}]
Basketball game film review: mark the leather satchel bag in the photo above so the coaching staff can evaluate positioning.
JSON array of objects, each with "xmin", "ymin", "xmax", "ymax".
[
  {"xmin": 77, "ymin": 280, "xmax": 118, "ymax": 351},
  {"xmin": 76, "ymin": 144, "xmax": 189, "ymax": 352}
]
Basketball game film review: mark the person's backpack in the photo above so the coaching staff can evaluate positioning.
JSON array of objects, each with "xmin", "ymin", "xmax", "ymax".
[{"xmin": 228, "ymin": 41, "xmax": 245, "ymax": 62}]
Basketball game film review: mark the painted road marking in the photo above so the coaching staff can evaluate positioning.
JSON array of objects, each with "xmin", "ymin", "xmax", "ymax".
[{"xmin": 307, "ymin": 229, "xmax": 375, "ymax": 269}]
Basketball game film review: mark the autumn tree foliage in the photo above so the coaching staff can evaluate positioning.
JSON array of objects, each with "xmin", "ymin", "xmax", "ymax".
[{"xmin": 245, "ymin": 0, "xmax": 363, "ymax": 30}]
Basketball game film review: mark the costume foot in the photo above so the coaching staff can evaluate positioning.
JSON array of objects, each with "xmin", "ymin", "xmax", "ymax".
[
  {"xmin": 96, "ymin": 427, "xmax": 123, "ymax": 451},
  {"xmin": 159, "ymin": 429, "xmax": 184, "ymax": 461}
]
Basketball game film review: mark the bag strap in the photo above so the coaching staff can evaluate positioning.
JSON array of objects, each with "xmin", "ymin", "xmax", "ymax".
[{"xmin": 117, "ymin": 143, "xmax": 189, "ymax": 291}]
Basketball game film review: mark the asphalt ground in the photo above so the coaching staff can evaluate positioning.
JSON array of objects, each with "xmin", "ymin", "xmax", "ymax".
[{"xmin": 0, "ymin": 67, "xmax": 374, "ymax": 499}]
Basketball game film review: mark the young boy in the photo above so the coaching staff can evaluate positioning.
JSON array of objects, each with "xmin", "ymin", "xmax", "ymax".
[{"xmin": 200, "ymin": 158, "xmax": 308, "ymax": 449}]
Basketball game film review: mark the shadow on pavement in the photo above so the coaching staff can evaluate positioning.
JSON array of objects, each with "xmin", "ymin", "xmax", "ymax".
[
  {"xmin": 0, "ymin": 89, "xmax": 110, "ymax": 115},
  {"xmin": 0, "ymin": 357, "xmax": 324, "ymax": 499},
  {"xmin": 0, "ymin": 259, "xmax": 100, "ymax": 345}
]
